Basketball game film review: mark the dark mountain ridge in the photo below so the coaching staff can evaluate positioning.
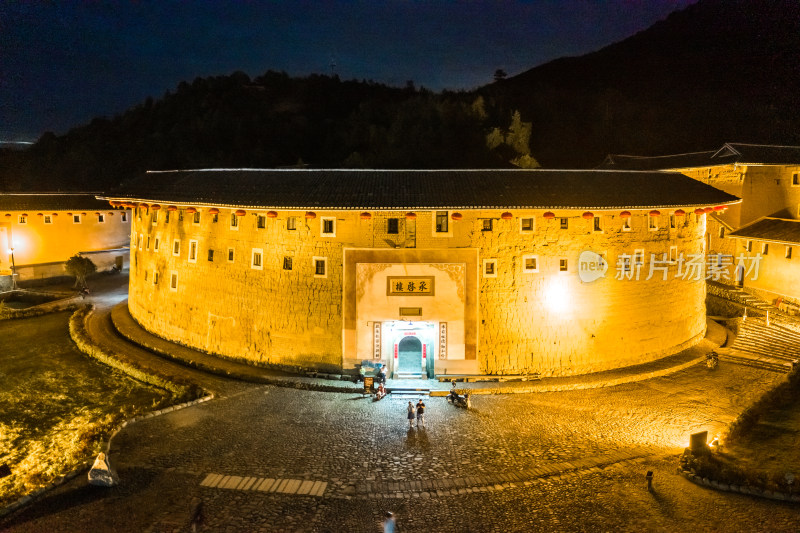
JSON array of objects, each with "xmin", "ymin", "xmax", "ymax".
[{"xmin": 1, "ymin": 0, "xmax": 798, "ymax": 190}]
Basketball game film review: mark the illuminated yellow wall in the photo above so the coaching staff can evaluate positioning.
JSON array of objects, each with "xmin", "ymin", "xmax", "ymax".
[
  {"xmin": 127, "ymin": 204, "xmax": 710, "ymax": 376},
  {"xmin": 734, "ymin": 238, "xmax": 800, "ymax": 305},
  {"xmin": 0, "ymin": 209, "xmax": 130, "ymax": 279}
]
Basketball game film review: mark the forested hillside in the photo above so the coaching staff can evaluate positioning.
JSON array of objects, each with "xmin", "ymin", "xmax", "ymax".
[{"xmin": 1, "ymin": 0, "xmax": 798, "ymax": 190}]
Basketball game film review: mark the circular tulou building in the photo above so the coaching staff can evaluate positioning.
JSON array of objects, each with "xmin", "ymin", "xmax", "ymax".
[{"xmin": 103, "ymin": 169, "xmax": 739, "ymax": 378}]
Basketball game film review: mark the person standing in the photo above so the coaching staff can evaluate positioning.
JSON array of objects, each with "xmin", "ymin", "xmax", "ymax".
[
  {"xmin": 407, "ymin": 401, "xmax": 415, "ymax": 428},
  {"xmin": 416, "ymin": 399, "xmax": 426, "ymax": 428},
  {"xmin": 383, "ymin": 511, "xmax": 397, "ymax": 533}
]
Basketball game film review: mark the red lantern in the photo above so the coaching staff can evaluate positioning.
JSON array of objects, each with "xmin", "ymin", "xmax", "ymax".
[
  {"xmin": 501, "ymin": 212, "xmax": 513, "ymax": 220},
  {"xmin": 674, "ymin": 209, "xmax": 686, "ymax": 216},
  {"xmin": 451, "ymin": 212, "xmax": 463, "ymax": 221},
  {"xmin": 405, "ymin": 212, "xmax": 417, "ymax": 220},
  {"xmin": 543, "ymin": 212, "xmax": 555, "ymax": 220},
  {"xmin": 109, "ymin": 201, "xmax": 121, "ymax": 207},
  {"xmin": 267, "ymin": 210, "xmax": 278, "ymax": 218},
  {"xmin": 167, "ymin": 205, "xmax": 178, "ymax": 211},
  {"xmin": 208, "ymin": 208, "xmax": 220, "ymax": 215},
  {"xmin": 37, "ymin": 213, "xmax": 44, "ymax": 216},
  {"xmin": 649, "ymin": 210, "xmax": 661, "ymax": 217},
  {"xmin": 694, "ymin": 208, "xmax": 705, "ymax": 215},
  {"xmin": 582, "ymin": 212, "xmax": 594, "ymax": 220},
  {"xmin": 305, "ymin": 211, "xmax": 316, "ymax": 219},
  {"xmin": 94, "ymin": 212, "xmax": 101, "ymax": 216},
  {"xmin": 139, "ymin": 203, "xmax": 149, "ymax": 209},
  {"xmin": 51, "ymin": 213, "xmax": 58, "ymax": 217},
  {"xmin": 619, "ymin": 211, "xmax": 632, "ymax": 218},
  {"xmin": 107, "ymin": 212, "xmax": 114, "ymax": 216},
  {"xmin": 714, "ymin": 205, "xmax": 727, "ymax": 211},
  {"xmin": 235, "ymin": 209, "xmax": 247, "ymax": 216},
  {"xmin": 150, "ymin": 204, "xmax": 161, "ymax": 211},
  {"xmin": 186, "ymin": 207, "xmax": 197, "ymax": 214},
  {"xmin": 360, "ymin": 212, "xmax": 372, "ymax": 220},
  {"xmin": 21, "ymin": 213, "xmax": 28, "ymax": 217},
  {"xmin": 704, "ymin": 207, "xmax": 714, "ymax": 213},
  {"xmin": 4, "ymin": 214, "xmax": 10, "ymax": 217}
]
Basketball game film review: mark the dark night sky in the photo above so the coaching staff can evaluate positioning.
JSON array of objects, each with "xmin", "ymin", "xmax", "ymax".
[{"xmin": 0, "ymin": 1, "xmax": 695, "ymax": 142}]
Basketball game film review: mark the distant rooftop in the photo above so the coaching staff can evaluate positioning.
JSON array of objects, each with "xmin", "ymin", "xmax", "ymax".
[
  {"xmin": 728, "ymin": 217, "xmax": 800, "ymax": 245},
  {"xmin": 0, "ymin": 192, "xmax": 113, "ymax": 212},
  {"xmin": 102, "ymin": 168, "xmax": 740, "ymax": 211},
  {"xmin": 599, "ymin": 143, "xmax": 800, "ymax": 170}
]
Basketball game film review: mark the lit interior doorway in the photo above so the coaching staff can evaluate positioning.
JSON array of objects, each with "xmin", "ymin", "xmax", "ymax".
[{"xmin": 397, "ymin": 336, "xmax": 422, "ymax": 373}]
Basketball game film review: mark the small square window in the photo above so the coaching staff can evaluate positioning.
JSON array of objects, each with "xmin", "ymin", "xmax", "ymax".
[
  {"xmin": 251, "ymin": 249, "xmax": 263, "ymax": 270},
  {"xmin": 98, "ymin": 214, "xmax": 105, "ymax": 223},
  {"xmin": 648, "ymin": 216, "xmax": 658, "ymax": 230},
  {"xmin": 786, "ymin": 246, "xmax": 793, "ymax": 259},
  {"xmin": 151, "ymin": 211, "xmax": 157, "ymax": 224},
  {"xmin": 388, "ymin": 218, "xmax": 399, "ymax": 234},
  {"xmin": 193, "ymin": 211, "xmax": 201, "ymax": 224},
  {"xmin": 257, "ymin": 215, "xmax": 266, "ymax": 229},
  {"xmin": 73, "ymin": 214, "xmax": 81, "ymax": 224},
  {"xmin": 18, "ymin": 215, "xmax": 27, "ymax": 224},
  {"xmin": 283, "ymin": 257, "xmax": 293, "ymax": 270},
  {"xmin": 435, "ymin": 211, "xmax": 449, "ymax": 233},
  {"xmin": 208, "ymin": 249, "xmax": 214, "ymax": 261},
  {"xmin": 793, "ymin": 173, "xmax": 799, "ymax": 186},
  {"xmin": 170, "ymin": 272, "xmax": 178, "ymax": 291},
  {"xmin": 178, "ymin": 210, "xmax": 184, "ymax": 222},
  {"xmin": 762, "ymin": 243, "xmax": 769, "ymax": 255},
  {"xmin": 559, "ymin": 259, "xmax": 568, "ymax": 271},
  {"xmin": 212, "ymin": 213, "xmax": 218, "ymax": 223},
  {"xmin": 173, "ymin": 239, "xmax": 180, "ymax": 256},
  {"xmin": 559, "ymin": 218, "xmax": 568, "ymax": 230},
  {"xmin": 287, "ymin": 217, "xmax": 297, "ymax": 231},
  {"xmin": 313, "ymin": 257, "xmax": 327, "ymax": 277},
  {"xmin": 622, "ymin": 217, "xmax": 631, "ymax": 231},
  {"xmin": 593, "ymin": 216, "xmax": 602, "ymax": 232},
  {"xmin": 230, "ymin": 213, "xmax": 238, "ymax": 228},
  {"xmin": 43, "ymin": 215, "xmax": 52, "ymax": 224},
  {"xmin": 746, "ymin": 240, "xmax": 753, "ymax": 252},
  {"xmin": 483, "ymin": 259, "xmax": 497, "ymax": 277},
  {"xmin": 718, "ymin": 227, "xmax": 725, "ymax": 239},
  {"xmin": 321, "ymin": 217, "xmax": 335, "ymax": 236},
  {"xmin": 482, "ymin": 219, "xmax": 493, "ymax": 232},
  {"xmin": 121, "ymin": 212, "xmax": 128, "ymax": 222},
  {"xmin": 227, "ymin": 248, "xmax": 235, "ymax": 262},
  {"xmin": 669, "ymin": 214, "xmax": 676, "ymax": 229},
  {"xmin": 522, "ymin": 255, "xmax": 539, "ymax": 273},
  {"xmin": 189, "ymin": 240, "xmax": 198, "ymax": 262},
  {"xmin": 520, "ymin": 218, "xmax": 534, "ymax": 232}
]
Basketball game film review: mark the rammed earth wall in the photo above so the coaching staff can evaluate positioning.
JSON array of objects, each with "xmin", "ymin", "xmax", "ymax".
[{"xmin": 128, "ymin": 206, "xmax": 708, "ymax": 376}]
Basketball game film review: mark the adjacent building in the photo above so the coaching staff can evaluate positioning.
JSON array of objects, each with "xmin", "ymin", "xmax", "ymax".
[
  {"xmin": 102, "ymin": 169, "xmax": 738, "ymax": 378},
  {"xmin": 0, "ymin": 193, "xmax": 131, "ymax": 287},
  {"xmin": 600, "ymin": 143, "xmax": 800, "ymax": 308}
]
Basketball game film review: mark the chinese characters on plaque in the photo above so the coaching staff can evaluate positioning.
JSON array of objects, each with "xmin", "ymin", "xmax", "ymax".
[{"xmin": 387, "ymin": 276, "xmax": 435, "ymax": 296}]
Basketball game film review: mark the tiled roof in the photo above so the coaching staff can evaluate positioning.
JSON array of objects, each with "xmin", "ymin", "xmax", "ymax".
[
  {"xmin": 103, "ymin": 169, "xmax": 740, "ymax": 211},
  {"xmin": 599, "ymin": 143, "xmax": 800, "ymax": 170},
  {"xmin": 0, "ymin": 193, "xmax": 114, "ymax": 212},
  {"xmin": 728, "ymin": 217, "xmax": 800, "ymax": 245}
]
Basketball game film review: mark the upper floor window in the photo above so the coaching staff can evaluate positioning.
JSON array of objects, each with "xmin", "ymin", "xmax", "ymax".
[
  {"xmin": 482, "ymin": 219, "xmax": 493, "ymax": 232},
  {"xmin": 207, "ymin": 249, "xmax": 214, "ymax": 262},
  {"xmin": 257, "ymin": 215, "xmax": 266, "ymax": 229},
  {"xmin": 96, "ymin": 213, "xmax": 104, "ymax": 223},
  {"xmin": 165, "ymin": 211, "xmax": 170, "ymax": 224},
  {"xmin": 154, "ymin": 237, "xmax": 160, "ymax": 252},
  {"xmin": 648, "ymin": 215, "xmax": 658, "ymax": 231},
  {"xmin": 287, "ymin": 216, "xmax": 297, "ymax": 231},
  {"xmin": 283, "ymin": 257, "xmax": 293, "ymax": 270},
  {"xmin": 483, "ymin": 259, "xmax": 497, "ymax": 278},
  {"xmin": 435, "ymin": 211, "xmax": 449, "ymax": 233},
  {"xmin": 388, "ymin": 218, "xmax": 400, "ymax": 234},
  {"xmin": 172, "ymin": 239, "xmax": 180, "ymax": 256},
  {"xmin": 321, "ymin": 217, "xmax": 335, "ymax": 237},
  {"xmin": 121, "ymin": 212, "xmax": 128, "ymax": 222},
  {"xmin": 793, "ymin": 173, "xmax": 800, "ymax": 186},
  {"xmin": 559, "ymin": 259, "xmax": 568, "ymax": 271},
  {"xmin": 193, "ymin": 211, "xmax": 201, "ymax": 224},
  {"xmin": 230, "ymin": 213, "xmax": 239, "ymax": 229},
  {"xmin": 251, "ymin": 248, "xmax": 263, "ymax": 270},
  {"xmin": 522, "ymin": 255, "xmax": 539, "ymax": 273},
  {"xmin": 785, "ymin": 246, "xmax": 793, "ymax": 259},
  {"xmin": 313, "ymin": 257, "xmax": 327, "ymax": 278},
  {"xmin": 227, "ymin": 247, "xmax": 235, "ymax": 263},
  {"xmin": 622, "ymin": 217, "xmax": 631, "ymax": 231},
  {"xmin": 745, "ymin": 240, "xmax": 753, "ymax": 252},
  {"xmin": 43, "ymin": 215, "xmax": 52, "ymax": 224},
  {"xmin": 73, "ymin": 214, "xmax": 81, "ymax": 224},
  {"xmin": 559, "ymin": 218, "xmax": 568, "ymax": 230},
  {"xmin": 593, "ymin": 216, "xmax": 602, "ymax": 232},
  {"xmin": 762, "ymin": 243, "xmax": 769, "ymax": 255},
  {"xmin": 151, "ymin": 211, "xmax": 158, "ymax": 224},
  {"xmin": 718, "ymin": 227, "xmax": 725, "ymax": 239},
  {"xmin": 170, "ymin": 272, "xmax": 178, "ymax": 292},
  {"xmin": 17, "ymin": 215, "xmax": 27, "ymax": 224},
  {"xmin": 520, "ymin": 218, "xmax": 534, "ymax": 233},
  {"xmin": 188, "ymin": 240, "xmax": 198, "ymax": 263}
]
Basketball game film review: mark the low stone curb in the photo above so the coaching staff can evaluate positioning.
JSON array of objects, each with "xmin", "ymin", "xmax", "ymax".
[
  {"xmin": 0, "ymin": 393, "xmax": 215, "ymax": 522},
  {"xmin": 677, "ymin": 467, "xmax": 800, "ymax": 503}
]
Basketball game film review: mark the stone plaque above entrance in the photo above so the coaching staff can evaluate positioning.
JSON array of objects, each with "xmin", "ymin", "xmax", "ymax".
[{"xmin": 387, "ymin": 276, "xmax": 434, "ymax": 296}]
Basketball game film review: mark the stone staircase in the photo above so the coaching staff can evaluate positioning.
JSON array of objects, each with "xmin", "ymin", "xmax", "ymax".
[{"xmin": 718, "ymin": 317, "xmax": 800, "ymax": 374}]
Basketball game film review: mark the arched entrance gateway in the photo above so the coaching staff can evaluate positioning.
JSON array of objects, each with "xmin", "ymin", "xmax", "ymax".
[{"xmin": 397, "ymin": 336, "xmax": 422, "ymax": 375}]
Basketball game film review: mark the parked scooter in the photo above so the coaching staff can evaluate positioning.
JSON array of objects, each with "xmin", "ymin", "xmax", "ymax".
[
  {"xmin": 706, "ymin": 351, "xmax": 719, "ymax": 370},
  {"xmin": 447, "ymin": 382, "xmax": 471, "ymax": 408}
]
